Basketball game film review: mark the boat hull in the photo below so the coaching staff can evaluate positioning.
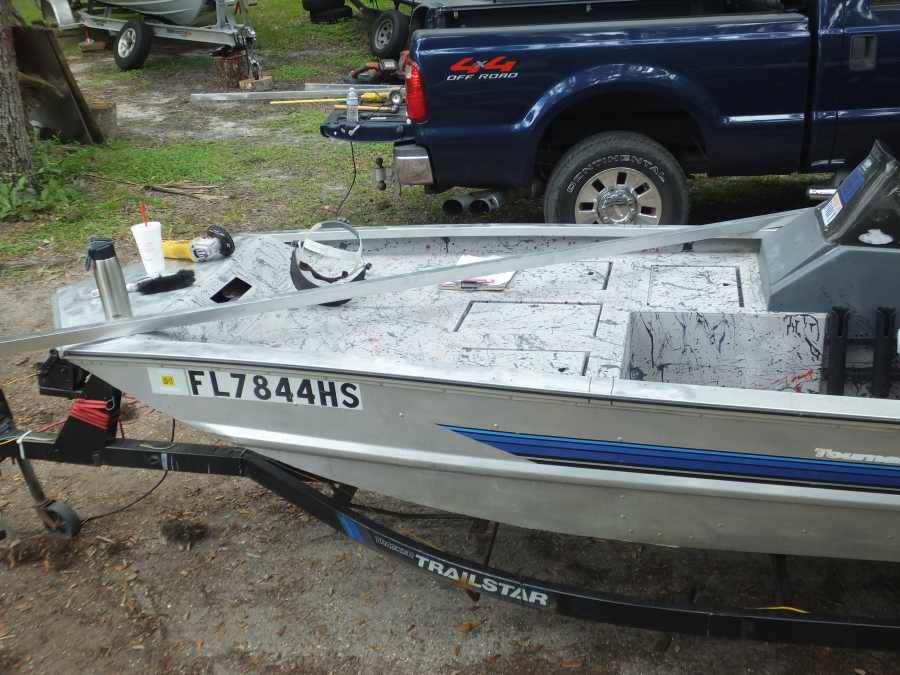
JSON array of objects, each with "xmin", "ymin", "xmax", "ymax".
[
  {"xmin": 96, "ymin": 0, "xmax": 205, "ymax": 25},
  {"xmin": 69, "ymin": 340, "xmax": 900, "ymax": 563}
]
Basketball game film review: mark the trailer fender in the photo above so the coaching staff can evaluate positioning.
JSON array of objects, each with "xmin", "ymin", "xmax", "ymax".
[{"xmin": 40, "ymin": 0, "xmax": 79, "ymax": 30}]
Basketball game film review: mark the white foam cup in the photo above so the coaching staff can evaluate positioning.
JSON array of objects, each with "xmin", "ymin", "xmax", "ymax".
[{"xmin": 131, "ymin": 221, "xmax": 165, "ymax": 277}]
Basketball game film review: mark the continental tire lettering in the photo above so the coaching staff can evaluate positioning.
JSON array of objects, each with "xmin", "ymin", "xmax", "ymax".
[{"xmin": 572, "ymin": 155, "xmax": 666, "ymax": 185}]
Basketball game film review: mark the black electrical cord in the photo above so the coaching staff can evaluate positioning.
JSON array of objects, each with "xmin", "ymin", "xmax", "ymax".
[
  {"xmin": 81, "ymin": 471, "xmax": 168, "ymax": 527},
  {"xmin": 81, "ymin": 419, "xmax": 176, "ymax": 527},
  {"xmin": 335, "ymin": 141, "xmax": 357, "ymax": 218}
]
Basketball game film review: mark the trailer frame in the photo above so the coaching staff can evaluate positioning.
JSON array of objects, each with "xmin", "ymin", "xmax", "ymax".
[{"xmin": 39, "ymin": 0, "xmax": 259, "ymax": 73}]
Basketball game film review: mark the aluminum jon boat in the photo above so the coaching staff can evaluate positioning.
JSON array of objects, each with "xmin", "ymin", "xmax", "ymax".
[
  {"xmin": 92, "ymin": 0, "xmax": 205, "ymax": 25},
  {"xmin": 7, "ymin": 144, "xmax": 900, "ymax": 569}
]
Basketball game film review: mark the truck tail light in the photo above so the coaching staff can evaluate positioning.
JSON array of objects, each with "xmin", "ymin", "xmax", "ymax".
[{"xmin": 404, "ymin": 59, "xmax": 428, "ymax": 123}]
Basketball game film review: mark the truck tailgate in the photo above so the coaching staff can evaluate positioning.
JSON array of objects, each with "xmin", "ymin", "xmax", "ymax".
[{"xmin": 321, "ymin": 109, "xmax": 415, "ymax": 143}]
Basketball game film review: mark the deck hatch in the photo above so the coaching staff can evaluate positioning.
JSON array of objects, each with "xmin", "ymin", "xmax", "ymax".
[
  {"xmin": 648, "ymin": 265, "xmax": 742, "ymax": 309},
  {"xmin": 456, "ymin": 301, "xmax": 603, "ymax": 336}
]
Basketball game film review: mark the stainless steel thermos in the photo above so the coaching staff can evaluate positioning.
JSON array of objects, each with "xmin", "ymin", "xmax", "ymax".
[{"xmin": 86, "ymin": 237, "xmax": 133, "ymax": 320}]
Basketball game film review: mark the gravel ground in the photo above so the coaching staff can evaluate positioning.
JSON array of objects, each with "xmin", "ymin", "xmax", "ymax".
[{"xmin": 1, "ymin": 35, "xmax": 899, "ymax": 675}]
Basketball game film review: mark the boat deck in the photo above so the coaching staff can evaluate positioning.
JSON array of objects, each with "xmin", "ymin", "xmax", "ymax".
[{"xmin": 55, "ymin": 228, "xmax": 828, "ymax": 394}]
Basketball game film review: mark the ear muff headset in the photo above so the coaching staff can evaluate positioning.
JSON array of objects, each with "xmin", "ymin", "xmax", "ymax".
[{"xmin": 290, "ymin": 221, "xmax": 371, "ymax": 307}]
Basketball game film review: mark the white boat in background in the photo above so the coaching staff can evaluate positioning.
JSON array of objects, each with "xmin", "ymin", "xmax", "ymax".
[
  {"xmin": 40, "ymin": 0, "xmax": 258, "ymax": 73},
  {"xmin": 96, "ymin": 0, "xmax": 207, "ymax": 25}
]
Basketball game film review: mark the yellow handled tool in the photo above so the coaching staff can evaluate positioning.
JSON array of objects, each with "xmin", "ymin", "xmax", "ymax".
[
  {"xmin": 162, "ymin": 225, "xmax": 236, "ymax": 263},
  {"xmin": 270, "ymin": 91, "xmax": 393, "ymax": 106}
]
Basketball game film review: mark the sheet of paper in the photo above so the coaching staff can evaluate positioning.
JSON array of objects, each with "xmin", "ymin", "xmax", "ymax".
[{"xmin": 439, "ymin": 255, "xmax": 517, "ymax": 291}]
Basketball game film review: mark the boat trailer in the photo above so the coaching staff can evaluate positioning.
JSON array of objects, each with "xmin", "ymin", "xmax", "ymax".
[
  {"xmin": 1, "ymin": 375, "xmax": 899, "ymax": 652},
  {"xmin": 41, "ymin": 0, "xmax": 260, "ymax": 74}
]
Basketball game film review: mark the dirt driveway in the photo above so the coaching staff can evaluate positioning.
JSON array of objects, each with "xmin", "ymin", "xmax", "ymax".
[{"xmin": 1, "ymin": 37, "xmax": 898, "ymax": 675}]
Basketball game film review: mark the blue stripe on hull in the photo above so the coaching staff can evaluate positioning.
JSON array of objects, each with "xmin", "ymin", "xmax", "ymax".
[{"xmin": 444, "ymin": 426, "xmax": 900, "ymax": 490}]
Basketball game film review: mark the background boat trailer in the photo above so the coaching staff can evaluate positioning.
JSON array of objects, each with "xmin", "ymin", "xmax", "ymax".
[
  {"xmin": 40, "ymin": 0, "xmax": 260, "ymax": 74},
  {"xmin": 1, "ymin": 371, "xmax": 899, "ymax": 652}
]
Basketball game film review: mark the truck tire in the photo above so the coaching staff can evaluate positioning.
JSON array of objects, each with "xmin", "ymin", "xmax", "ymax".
[
  {"xmin": 113, "ymin": 19, "xmax": 152, "ymax": 70},
  {"xmin": 302, "ymin": 0, "xmax": 343, "ymax": 12},
  {"xmin": 369, "ymin": 10, "xmax": 409, "ymax": 59},
  {"xmin": 544, "ymin": 132, "xmax": 689, "ymax": 225}
]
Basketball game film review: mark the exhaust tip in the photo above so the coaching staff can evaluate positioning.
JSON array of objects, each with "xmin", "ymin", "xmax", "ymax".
[
  {"xmin": 469, "ymin": 191, "xmax": 505, "ymax": 215},
  {"xmin": 442, "ymin": 193, "xmax": 475, "ymax": 216},
  {"xmin": 442, "ymin": 199, "xmax": 465, "ymax": 216},
  {"xmin": 469, "ymin": 199, "xmax": 490, "ymax": 215}
]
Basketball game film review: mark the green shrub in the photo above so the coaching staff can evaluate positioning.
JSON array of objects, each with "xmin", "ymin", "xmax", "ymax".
[{"xmin": 0, "ymin": 141, "xmax": 80, "ymax": 221}]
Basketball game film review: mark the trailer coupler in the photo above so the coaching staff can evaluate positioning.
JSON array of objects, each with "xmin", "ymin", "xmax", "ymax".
[{"xmin": 1, "ymin": 401, "xmax": 899, "ymax": 651}]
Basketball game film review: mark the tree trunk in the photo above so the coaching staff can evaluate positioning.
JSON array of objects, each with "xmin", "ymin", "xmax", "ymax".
[
  {"xmin": 212, "ymin": 50, "xmax": 249, "ymax": 90},
  {"xmin": 0, "ymin": 0, "xmax": 33, "ymax": 184}
]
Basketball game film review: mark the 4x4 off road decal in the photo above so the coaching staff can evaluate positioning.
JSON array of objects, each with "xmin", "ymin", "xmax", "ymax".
[{"xmin": 447, "ymin": 56, "xmax": 518, "ymax": 81}]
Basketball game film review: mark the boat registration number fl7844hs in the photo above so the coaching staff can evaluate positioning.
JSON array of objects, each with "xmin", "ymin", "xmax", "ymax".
[{"xmin": 149, "ymin": 368, "xmax": 363, "ymax": 410}]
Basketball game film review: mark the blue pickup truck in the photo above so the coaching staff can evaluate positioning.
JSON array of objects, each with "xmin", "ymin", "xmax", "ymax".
[{"xmin": 323, "ymin": 0, "xmax": 900, "ymax": 224}]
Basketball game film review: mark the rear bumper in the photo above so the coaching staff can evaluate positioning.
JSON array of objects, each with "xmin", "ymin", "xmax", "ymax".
[
  {"xmin": 393, "ymin": 145, "xmax": 434, "ymax": 185},
  {"xmin": 320, "ymin": 109, "xmax": 416, "ymax": 144},
  {"xmin": 321, "ymin": 110, "xmax": 434, "ymax": 187}
]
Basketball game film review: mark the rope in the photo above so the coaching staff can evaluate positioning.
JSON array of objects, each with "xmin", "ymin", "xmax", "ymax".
[{"xmin": 69, "ymin": 398, "xmax": 118, "ymax": 430}]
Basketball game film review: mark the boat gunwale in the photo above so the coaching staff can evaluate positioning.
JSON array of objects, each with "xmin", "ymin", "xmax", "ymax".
[
  {"xmin": 65, "ymin": 334, "xmax": 900, "ymax": 427},
  {"xmin": 251, "ymin": 213, "xmax": 801, "ymax": 244}
]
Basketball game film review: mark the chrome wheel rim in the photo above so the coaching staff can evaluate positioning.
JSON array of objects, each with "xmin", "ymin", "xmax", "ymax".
[
  {"xmin": 574, "ymin": 167, "xmax": 662, "ymax": 225},
  {"xmin": 374, "ymin": 18, "xmax": 393, "ymax": 49},
  {"xmin": 118, "ymin": 27, "xmax": 137, "ymax": 58}
]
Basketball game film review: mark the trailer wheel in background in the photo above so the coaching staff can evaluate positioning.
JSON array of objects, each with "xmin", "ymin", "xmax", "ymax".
[
  {"xmin": 369, "ymin": 9, "xmax": 408, "ymax": 59},
  {"xmin": 40, "ymin": 0, "xmax": 59, "ymax": 26},
  {"xmin": 543, "ymin": 131, "xmax": 689, "ymax": 226},
  {"xmin": 310, "ymin": 5, "xmax": 353, "ymax": 23},
  {"xmin": 113, "ymin": 19, "xmax": 152, "ymax": 70},
  {"xmin": 302, "ymin": 0, "xmax": 344, "ymax": 11}
]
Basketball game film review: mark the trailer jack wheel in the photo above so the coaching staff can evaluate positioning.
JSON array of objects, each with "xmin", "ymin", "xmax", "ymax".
[
  {"xmin": 39, "ymin": 500, "xmax": 82, "ymax": 539},
  {"xmin": 15, "ymin": 456, "xmax": 82, "ymax": 539}
]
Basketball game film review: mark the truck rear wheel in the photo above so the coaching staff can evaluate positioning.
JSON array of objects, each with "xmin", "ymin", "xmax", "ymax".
[{"xmin": 544, "ymin": 131, "xmax": 689, "ymax": 225}]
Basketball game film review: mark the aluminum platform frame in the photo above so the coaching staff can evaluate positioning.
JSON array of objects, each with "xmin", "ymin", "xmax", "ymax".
[{"xmin": 2, "ymin": 386, "xmax": 899, "ymax": 652}]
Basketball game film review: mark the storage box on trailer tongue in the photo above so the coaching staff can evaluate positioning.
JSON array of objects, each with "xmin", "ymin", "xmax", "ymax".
[{"xmin": 759, "ymin": 141, "xmax": 900, "ymax": 334}]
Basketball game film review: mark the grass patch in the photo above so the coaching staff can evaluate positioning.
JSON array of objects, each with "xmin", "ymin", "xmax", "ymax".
[
  {"xmin": 271, "ymin": 62, "xmax": 322, "ymax": 82},
  {"xmin": 0, "ymin": 139, "xmax": 318, "ymax": 262},
  {"xmin": 267, "ymin": 107, "xmax": 331, "ymax": 134},
  {"xmin": 689, "ymin": 173, "xmax": 823, "ymax": 224},
  {"xmin": 13, "ymin": 0, "xmax": 42, "ymax": 23},
  {"xmin": 252, "ymin": 0, "xmax": 370, "ymax": 53},
  {"xmin": 62, "ymin": 140, "xmax": 254, "ymax": 185}
]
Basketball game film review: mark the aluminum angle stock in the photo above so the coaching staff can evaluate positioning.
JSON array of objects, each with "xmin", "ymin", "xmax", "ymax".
[{"xmin": 0, "ymin": 213, "xmax": 792, "ymax": 357}]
